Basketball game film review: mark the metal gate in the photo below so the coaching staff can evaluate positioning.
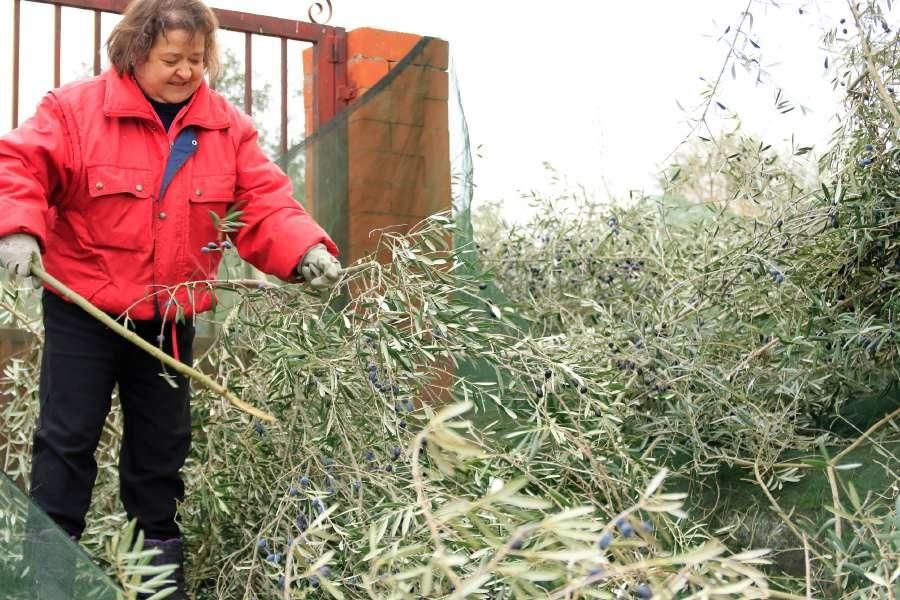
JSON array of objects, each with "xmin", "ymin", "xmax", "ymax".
[{"xmin": 8, "ymin": 0, "xmax": 349, "ymax": 153}]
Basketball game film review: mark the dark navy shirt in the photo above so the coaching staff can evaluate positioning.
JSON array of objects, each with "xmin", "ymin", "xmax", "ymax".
[{"xmin": 146, "ymin": 96, "xmax": 192, "ymax": 132}]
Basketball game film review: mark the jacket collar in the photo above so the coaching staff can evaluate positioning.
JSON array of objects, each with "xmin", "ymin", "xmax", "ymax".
[{"xmin": 102, "ymin": 68, "xmax": 229, "ymax": 130}]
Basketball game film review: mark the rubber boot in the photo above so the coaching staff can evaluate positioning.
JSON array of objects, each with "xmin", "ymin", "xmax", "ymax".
[{"xmin": 139, "ymin": 538, "xmax": 188, "ymax": 600}]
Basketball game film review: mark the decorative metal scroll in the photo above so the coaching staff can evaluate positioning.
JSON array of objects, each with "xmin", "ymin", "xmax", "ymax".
[{"xmin": 308, "ymin": 0, "xmax": 333, "ymax": 25}]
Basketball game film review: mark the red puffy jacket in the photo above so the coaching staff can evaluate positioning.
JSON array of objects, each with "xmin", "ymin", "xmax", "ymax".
[{"xmin": 0, "ymin": 69, "xmax": 338, "ymax": 320}]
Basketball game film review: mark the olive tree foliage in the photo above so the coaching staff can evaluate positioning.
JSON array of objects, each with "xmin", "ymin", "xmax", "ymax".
[
  {"xmin": 0, "ymin": 219, "xmax": 781, "ymax": 600},
  {"xmin": 473, "ymin": 0, "xmax": 900, "ymax": 597},
  {"xmin": 175, "ymin": 216, "xmax": 779, "ymax": 600},
  {"xmin": 0, "ymin": 2, "xmax": 897, "ymax": 600},
  {"xmin": 656, "ymin": 130, "xmax": 818, "ymax": 217}
]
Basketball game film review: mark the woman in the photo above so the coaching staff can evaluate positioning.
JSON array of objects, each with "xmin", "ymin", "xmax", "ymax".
[{"xmin": 0, "ymin": 0, "xmax": 341, "ymax": 596}]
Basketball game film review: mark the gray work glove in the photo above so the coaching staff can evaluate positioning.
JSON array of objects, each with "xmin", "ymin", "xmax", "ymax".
[
  {"xmin": 0, "ymin": 233, "xmax": 41, "ymax": 288},
  {"xmin": 297, "ymin": 243, "xmax": 342, "ymax": 291}
]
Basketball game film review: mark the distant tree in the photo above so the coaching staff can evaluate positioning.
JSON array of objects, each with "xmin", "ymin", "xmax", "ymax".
[
  {"xmin": 213, "ymin": 49, "xmax": 308, "ymax": 206},
  {"xmin": 658, "ymin": 131, "xmax": 816, "ymax": 216},
  {"xmin": 212, "ymin": 49, "xmax": 275, "ymax": 155}
]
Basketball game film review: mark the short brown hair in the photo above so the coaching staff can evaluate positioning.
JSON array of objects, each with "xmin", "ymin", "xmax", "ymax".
[{"xmin": 107, "ymin": 0, "xmax": 220, "ymax": 82}]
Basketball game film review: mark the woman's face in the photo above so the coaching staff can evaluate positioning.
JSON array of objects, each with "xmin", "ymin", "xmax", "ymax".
[{"xmin": 134, "ymin": 28, "xmax": 205, "ymax": 104}]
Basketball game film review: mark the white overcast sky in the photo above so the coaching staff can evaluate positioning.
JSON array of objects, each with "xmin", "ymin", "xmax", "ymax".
[{"xmin": 0, "ymin": 0, "xmax": 882, "ymax": 220}]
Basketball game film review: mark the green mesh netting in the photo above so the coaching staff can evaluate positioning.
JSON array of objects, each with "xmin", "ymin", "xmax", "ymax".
[
  {"xmin": 281, "ymin": 36, "xmax": 464, "ymax": 254},
  {"xmin": 209, "ymin": 36, "xmax": 480, "ymax": 320},
  {"xmin": 0, "ymin": 473, "xmax": 120, "ymax": 599},
  {"xmin": 266, "ymin": 37, "xmax": 505, "ymax": 402}
]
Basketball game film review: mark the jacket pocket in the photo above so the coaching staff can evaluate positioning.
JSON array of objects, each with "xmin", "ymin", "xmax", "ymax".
[
  {"xmin": 85, "ymin": 165, "xmax": 153, "ymax": 250},
  {"xmin": 188, "ymin": 174, "xmax": 236, "ymax": 259}
]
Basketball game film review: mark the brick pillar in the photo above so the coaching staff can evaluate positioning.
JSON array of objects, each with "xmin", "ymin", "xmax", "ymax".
[{"xmin": 303, "ymin": 29, "xmax": 450, "ymax": 264}]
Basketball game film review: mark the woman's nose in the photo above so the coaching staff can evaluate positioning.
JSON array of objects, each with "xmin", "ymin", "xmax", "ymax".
[{"xmin": 176, "ymin": 66, "xmax": 191, "ymax": 80}]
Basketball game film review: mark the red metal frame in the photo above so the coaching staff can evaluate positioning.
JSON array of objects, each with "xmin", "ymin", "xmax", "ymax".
[
  {"xmin": 12, "ymin": 0, "xmax": 20, "ymax": 128},
  {"xmin": 10, "ymin": 0, "xmax": 348, "ymax": 135}
]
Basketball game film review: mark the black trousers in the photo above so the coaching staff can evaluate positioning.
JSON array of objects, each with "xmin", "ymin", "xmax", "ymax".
[{"xmin": 30, "ymin": 291, "xmax": 194, "ymax": 540}]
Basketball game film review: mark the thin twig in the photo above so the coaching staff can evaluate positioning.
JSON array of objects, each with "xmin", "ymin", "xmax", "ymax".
[
  {"xmin": 802, "ymin": 533, "xmax": 812, "ymax": 599},
  {"xmin": 409, "ymin": 429, "xmax": 461, "ymax": 590},
  {"xmin": 847, "ymin": 0, "xmax": 900, "ymax": 131},
  {"xmin": 209, "ymin": 278, "xmax": 276, "ymax": 291},
  {"xmin": 831, "ymin": 405, "xmax": 900, "ymax": 464},
  {"xmin": 769, "ymin": 592, "xmax": 815, "ymax": 600},
  {"xmin": 0, "ymin": 296, "xmax": 40, "ymax": 337},
  {"xmin": 449, "ymin": 523, "xmax": 535, "ymax": 600},
  {"xmin": 726, "ymin": 337, "xmax": 778, "ymax": 381},
  {"xmin": 826, "ymin": 465, "xmax": 844, "ymax": 540},
  {"xmin": 283, "ymin": 536, "xmax": 300, "ymax": 600},
  {"xmin": 658, "ymin": 0, "xmax": 754, "ymax": 168},
  {"xmin": 753, "ymin": 463, "xmax": 825, "ymax": 561},
  {"xmin": 714, "ymin": 455, "xmax": 817, "ymax": 470},
  {"xmin": 344, "ymin": 260, "xmax": 380, "ymax": 276}
]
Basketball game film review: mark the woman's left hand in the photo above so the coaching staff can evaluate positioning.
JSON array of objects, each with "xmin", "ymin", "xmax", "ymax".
[{"xmin": 297, "ymin": 243, "xmax": 343, "ymax": 291}]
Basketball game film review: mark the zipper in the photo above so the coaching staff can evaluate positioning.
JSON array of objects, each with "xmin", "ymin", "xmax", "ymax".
[{"xmin": 150, "ymin": 121, "xmax": 170, "ymax": 322}]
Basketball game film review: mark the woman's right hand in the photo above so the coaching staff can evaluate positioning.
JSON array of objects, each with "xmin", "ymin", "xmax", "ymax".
[
  {"xmin": 298, "ymin": 243, "xmax": 343, "ymax": 291},
  {"xmin": 0, "ymin": 233, "xmax": 41, "ymax": 287}
]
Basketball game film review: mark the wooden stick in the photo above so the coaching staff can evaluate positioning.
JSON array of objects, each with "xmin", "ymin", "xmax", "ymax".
[
  {"xmin": 831, "ymin": 405, "xmax": 900, "ymax": 464},
  {"xmin": 341, "ymin": 260, "xmax": 379, "ymax": 277},
  {"xmin": 30, "ymin": 260, "xmax": 276, "ymax": 423}
]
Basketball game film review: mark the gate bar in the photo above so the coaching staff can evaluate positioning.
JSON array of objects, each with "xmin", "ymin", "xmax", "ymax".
[
  {"xmin": 26, "ymin": 0, "xmax": 333, "ymax": 42},
  {"xmin": 93, "ymin": 10, "xmax": 101, "ymax": 75},
  {"xmin": 12, "ymin": 0, "xmax": 21, "ymax": 129},
  {"xmin": 53, "ymin": 4, "xmax": 61, "ymax": 87},
  {"xmin": 243, "ymin": 32, "xmax": 252, "ymax": 115},
  {"xmin": 281, "ymin": 38, "xmax": 288, "ymax": 155}
]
